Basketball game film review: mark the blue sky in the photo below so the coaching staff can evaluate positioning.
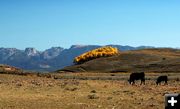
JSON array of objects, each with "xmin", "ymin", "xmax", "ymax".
[{"xmin": 0, "ymin": 0, "xmax": 180, "ymax": 50}]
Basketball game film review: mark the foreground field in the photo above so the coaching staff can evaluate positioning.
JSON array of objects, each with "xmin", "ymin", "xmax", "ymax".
[{"xmin": 0, "ymin": 73, "xmax": 179, "ymax": 109}]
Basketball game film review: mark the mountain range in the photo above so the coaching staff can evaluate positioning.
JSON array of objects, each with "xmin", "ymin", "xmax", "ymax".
[{"xmin": 0, "ymin": 45, "xmax": 154, "ymax": 71}]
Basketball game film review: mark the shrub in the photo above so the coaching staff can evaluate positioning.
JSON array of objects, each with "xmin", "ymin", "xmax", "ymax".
[
  {"xmin": 74, "ymin": 46, "xmax": 119, "ymax": 64},
  {"xmin": 87, "ymin": 94, "xmax": 99, "ymax": 99}
]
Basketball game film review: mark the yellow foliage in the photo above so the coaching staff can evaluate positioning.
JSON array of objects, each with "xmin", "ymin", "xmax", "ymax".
[{"xmin": 74, "ymin": 46, "xmax": 119, "ymax": 64}]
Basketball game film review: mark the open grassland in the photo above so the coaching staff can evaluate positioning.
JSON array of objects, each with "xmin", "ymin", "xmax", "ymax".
[
  {"xmin": 52, "ymin": 72, "xmax": 180, "ymax": 81},
  {"xmin": 0, "ymin": 73, "xmax": 179, "ymax": 109}
]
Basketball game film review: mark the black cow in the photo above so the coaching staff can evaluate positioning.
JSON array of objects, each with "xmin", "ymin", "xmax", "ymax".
[
  {"xmin": 156, "ymin": 75, "xmax": 168, "ymax": 85},
  {"xmin": 128, "ymin": 72, "xmax": 145, "ymax": 85}
]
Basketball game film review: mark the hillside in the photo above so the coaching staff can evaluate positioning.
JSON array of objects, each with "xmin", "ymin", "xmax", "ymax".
[
  {"xmin": 58, "ymin": 48, "xmax": 180, "ymax": 73},
  {"xmin": 0, "ymin": 64, "xmax": 23, "ymax": 74}
]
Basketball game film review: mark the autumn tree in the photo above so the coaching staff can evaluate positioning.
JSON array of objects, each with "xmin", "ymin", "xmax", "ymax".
[{"xmin": 74, "ymin": 46, "xmax": 119, "ymax": 64}]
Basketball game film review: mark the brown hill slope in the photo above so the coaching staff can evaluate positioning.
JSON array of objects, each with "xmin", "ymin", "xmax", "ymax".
[
  {"xmin": 58, "ymin": 48, "xmax": 180, "ymax": 73},
  {"xmin": 0, "ymin": 64, "xmax": 23, "ymax": 74}
]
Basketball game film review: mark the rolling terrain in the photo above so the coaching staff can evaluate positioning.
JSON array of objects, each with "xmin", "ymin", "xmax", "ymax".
[
  {"xmin": 59, "ymin": 48, "xmax": 180, "ymax": 73},
  {"xmin": 0, "ymin": 48, "xmax": 179, "ymax": 109}
]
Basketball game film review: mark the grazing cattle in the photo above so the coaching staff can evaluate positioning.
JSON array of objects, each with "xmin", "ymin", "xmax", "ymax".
[
  {"xmin": 156, "ymin": 75, "xmax": 168, "ymax": 85},
  {"xmin": 128, "ymin": 72, "xmax": 145, "ymax": 85}
]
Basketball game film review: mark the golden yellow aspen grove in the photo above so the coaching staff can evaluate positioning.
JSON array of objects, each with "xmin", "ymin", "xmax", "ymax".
[{"xmin": 74, "ymin": 46, "xmax": 119, "ymax": 64}]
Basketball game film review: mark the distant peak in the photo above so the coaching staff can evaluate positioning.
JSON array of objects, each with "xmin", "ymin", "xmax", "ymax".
[
  {"xmin": 70, "ymin": 45, "xmax": 88, "ymax": 49},
  {"xmin": 0, "ymin": 47, "xmax": 18, "ymax": 51},
  {"xmin": 44, "ymin": 47, "xmax": 64, "ymax": 53},
  {"xmin": 25, "ymin": 47, "xmax": 37, "ymax": 51},
  {"xmin": 25, "ymin": 48, "xmax": 39, "ymax": 56},
  {"xmin": 42, "ymin": 47, "xmax": 64, "ymax": 60},
  {"xmin": 50, "ymin": 47, "xmax": 64, "ymax": 50}
]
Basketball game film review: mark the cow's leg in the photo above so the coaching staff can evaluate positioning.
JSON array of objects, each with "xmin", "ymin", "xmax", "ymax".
[
  {"xmin": 141, "ymin": 78, "xmax": 145, "ymax": 85},
  {"xmin": 140, "ymin": 80, "xmax": 142, "ymax": 85},
  {"xmin": 140, "ymin": 80, "xmax": 143, "ymax": 85},
  {"xmin": 143, "ymin": 79, "xmax": 145, "ymax": 85},
  {"xmin": 156, "ymin": 81, "xmax": 158, "ymax": 85},
  {"xmin": 128, "ymin": 80, "xmax": 131, "ymax": 85},
  {"xmin": 132, "ymin": 81, "xmax": 135, "ymax": 85},
  {"xmin": 165, "ymin": 80, "xmax": 168, "ymax": 85},
  {"xmin": 156, "ymin": 81, "xmax": 159, "ymax": 85}
]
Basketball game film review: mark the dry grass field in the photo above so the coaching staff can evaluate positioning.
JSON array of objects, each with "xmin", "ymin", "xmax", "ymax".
[{"xmin": 0, "ymin": 73, "xmax": 179, "ymax": 109}]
